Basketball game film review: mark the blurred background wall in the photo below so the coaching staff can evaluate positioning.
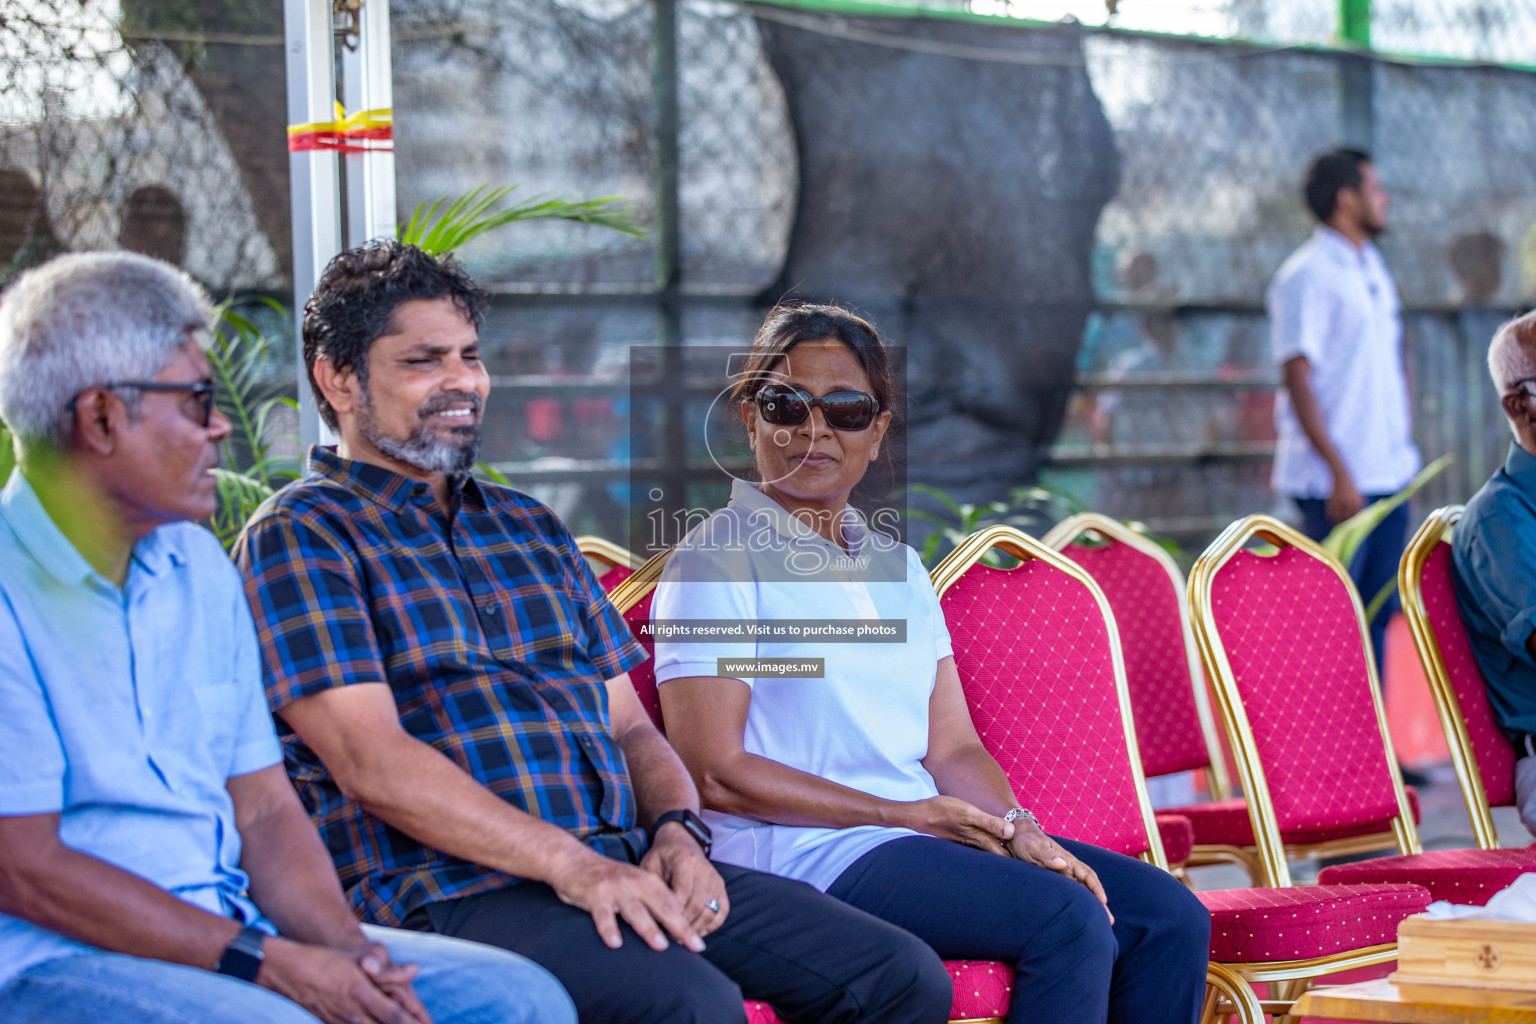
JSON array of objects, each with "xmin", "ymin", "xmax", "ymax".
[{"xmin": 4, "ymin": 0, "xmax": 1535, "ymax": 550}]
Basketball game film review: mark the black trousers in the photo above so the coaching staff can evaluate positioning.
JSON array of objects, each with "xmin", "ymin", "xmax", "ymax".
[
  {"xmin": 408, "ymin": 861, "xmax": 952, "ymax": 1024},
  {"xmin": 827, "ymin": 836, "xmax": 1211, "ymax": 1024}
]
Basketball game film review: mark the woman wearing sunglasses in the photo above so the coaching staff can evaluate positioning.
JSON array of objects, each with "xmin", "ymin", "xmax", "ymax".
[{"xmin": 651, "ymin": 302, "xmax": 1209, "ymax": 1024}]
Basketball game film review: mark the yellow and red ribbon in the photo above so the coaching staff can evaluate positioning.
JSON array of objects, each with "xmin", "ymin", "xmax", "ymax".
[{"xmin": 287, "ymin": 103, "xmax": 393, "ymax": 154}]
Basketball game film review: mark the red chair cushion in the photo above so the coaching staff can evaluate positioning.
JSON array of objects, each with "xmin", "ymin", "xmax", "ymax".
[
  {"xmin": 1166, "ymin": 787, "xmax": 1421, "ymax": 849},
  {"xmin": 744, "ymin": 1001, "xmax": 782, "ymax": 1024},
  {"xmin": 1318, "ymin": 847, "xmax": 1536, "ymax": 906},
  {"xmin": 1165, "ymin": 797, "xmax": 1254, "ymax": 847},
  {"xmin": 1199, "ymin": 882, "xmax": 1430, "ymax": 962},
  {"xmin": 1420, "ymin": 543, "xmax": 1517, "ymax": 806},
  {"xmin": 1209, "ymin": 547, "xmax": 1408, "ymax": 834},
  {"xmin": 946, "ymin": 959, "xmax": 1013, "ymax": 1019},
  {"xmin": 1063, "ymin": 540, "xmax": 1212, "ymax": 778},
  {"xmin": 1156, "ymin": 813, "xmax": 1194, "ymax": 865},
  {"xmin": 742, "ymin": 959, "xmax": 1013, "ymax": 1023},
  {"xmin": 942, "ymin": 559, "xmax": 1153, "ymax": 857}
]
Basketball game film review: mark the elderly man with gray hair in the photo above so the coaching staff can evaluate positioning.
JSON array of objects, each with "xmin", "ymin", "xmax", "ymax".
[
  {"xmin": 0, "ymin": 252, "xmax": 575, "ymax": 1024},
  {"xmin": 1454, "ymin": 309, "xmax": 1536, "ymax": 836}
]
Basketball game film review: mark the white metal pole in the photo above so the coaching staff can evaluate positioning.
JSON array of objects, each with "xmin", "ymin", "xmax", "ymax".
[
  {"xmin": 342, "ymin": 0, "xmax": 397, "ymax": 247},
  {"xmin": 284, "ymin": 0, "xmax": 341, "ymax": 448}
]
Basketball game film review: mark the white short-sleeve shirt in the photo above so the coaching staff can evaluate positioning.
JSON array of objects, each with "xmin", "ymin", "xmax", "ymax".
[
  {"xmin": 651, "ymin": 480, "xmax": 951, "ymax": 891},
  {"xmin": 1268, "ymin": 226, "xmax": 1421, "ymax": 497}
]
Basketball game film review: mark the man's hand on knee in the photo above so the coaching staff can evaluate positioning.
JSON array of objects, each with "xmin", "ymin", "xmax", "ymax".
[{"xmin": 549, "ymin": 848, "xmax": 705, "ymax": 953}]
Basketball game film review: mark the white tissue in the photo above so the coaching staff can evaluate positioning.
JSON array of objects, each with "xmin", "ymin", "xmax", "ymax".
[{"xmin": 1422, "ymin": 872, "xmax": 1536, "ymax": 922}]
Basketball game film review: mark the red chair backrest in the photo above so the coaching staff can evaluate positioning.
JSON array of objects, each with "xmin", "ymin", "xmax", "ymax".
[
  {"xmin": 1060, "ymin": 539, "xmax": 1211, "ymax": 779},
  {"xmin": 938, "ymin": 536, "xmax": 1156, "ymax": 859},
  {"xmin": 621, "ymin": 589, "xmax": 666, "ymax": 733},
  {"xmin": 1418, "ymin": 541, "xmax": 1517, "ymax": 806},
  {"xmin": 598, "ymin": 564, "xmax": 635, "ymax": 593},
  {"xmin": 1203, "ymin": 541, "xmax": 1402, "ymax": 836}
]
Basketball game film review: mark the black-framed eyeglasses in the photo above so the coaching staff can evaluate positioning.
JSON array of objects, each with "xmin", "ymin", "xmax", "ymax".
[
  {"xmin": 1507, "ymin": 376, "xmax": 1536, "ymax": 400},
  {"xmin": 67, "ymin": 379, "xmax": 218, "ymax": 428},
  {"xmin": 753, "ymin": 382, "xmax": 880, "ymax": 432}
]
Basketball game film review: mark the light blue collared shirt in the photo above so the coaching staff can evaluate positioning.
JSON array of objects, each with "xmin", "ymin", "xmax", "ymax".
[{"xmin": 0, "ymin": 470, "xmax": 281, "ymax": 987}]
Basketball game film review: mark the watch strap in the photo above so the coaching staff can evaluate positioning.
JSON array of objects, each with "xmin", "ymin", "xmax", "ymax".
[
  {"xmin": 650, "ymin": 808, "xmax": 712, "ymax": 856},
  {"xmin": 215, "ymin": 925, "xmax": 267, "ymax": 983}
]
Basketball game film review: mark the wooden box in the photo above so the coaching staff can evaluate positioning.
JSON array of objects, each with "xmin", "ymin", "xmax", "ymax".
[{"xmin": 1391, "ymin": 914, "xmax": 1536, "ymax": 991}]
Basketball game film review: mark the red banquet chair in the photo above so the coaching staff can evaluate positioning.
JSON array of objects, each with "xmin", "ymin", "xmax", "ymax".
[
  {"xmin": 1044, "ymin": 512, "xmax": 1424, "ymax": 884},
  {"xmin": 934, "ymin": 525, "xmax": 1430, "ymax": 1024},
  {"xmin": 1312, "ymin": 507, "xmax": 1536, "ymax": 903},
  {"xmin": 1043, "ymin": 513, "xmax": 1242, "ymax": 877},
  {"xmin": 606, "ymin": 553, "xmax": 1017, "ymax": 1024},
  {"xmin": 575, "ymin": 535, "xmax": 639, "ymax": 593}
]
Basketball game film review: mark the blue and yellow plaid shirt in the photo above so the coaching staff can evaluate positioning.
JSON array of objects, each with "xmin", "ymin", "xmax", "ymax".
[{"xmin": 234, "ymin": 447, "xmax": 649, "ymax": 927}]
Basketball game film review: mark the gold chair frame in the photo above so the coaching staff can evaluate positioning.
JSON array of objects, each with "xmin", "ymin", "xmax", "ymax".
[
  {"xmin": 1042, "ymin": 514, "xmax": 1256, "ymax": 878},
  {"xmin": 931, "ymin": 525, "xmax": 1264, "ymax": 1024},
  {"xmin": 1187, "ymin": 514, "xmax": 1420, "ymax": 1021},
  {"xmin": 574, "ymin": 535, "xmax": 642, "ymax": 573},
  {"xmin": 1187, "ymin": 514, "xmax": 1421, "ymax": 887},
  {"xmin": 605, "ymin": 547, "xmax": 671, "ymax": 613},
  {"xmin": 1398, "ymin": 505, "xmax": 1504, "ymax": 850}
]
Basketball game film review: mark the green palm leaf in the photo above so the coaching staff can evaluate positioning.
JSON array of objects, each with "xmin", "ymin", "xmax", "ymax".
[
  {"xmin": 1321, "ymin": 454, "xmax": 1454, "ymax": 622},
  {"xmin": 206, "ymin": 300, "xmax": 301, "ymax": 548},
  {"xmin": 399, "ymin": 185, "xmax": 645, "ymax": 256},
  {"xmin": 1321, "ymin": 454, "xmax": 1453, "ymax": 567},
  {"xmin": 0, "ymin": 423, "xmax": 14, "ymax": 483}
]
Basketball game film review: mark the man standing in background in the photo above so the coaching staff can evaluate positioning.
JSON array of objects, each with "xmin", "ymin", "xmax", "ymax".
[{"xmin": 1269, "ymin": 148, "xmax": 1421, "ymax": 685}]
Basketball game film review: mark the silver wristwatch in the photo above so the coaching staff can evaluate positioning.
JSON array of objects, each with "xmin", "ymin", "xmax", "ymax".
[{"xmin": 1004, "ymin": 807, "xmax": 1041, "ymax": 831}]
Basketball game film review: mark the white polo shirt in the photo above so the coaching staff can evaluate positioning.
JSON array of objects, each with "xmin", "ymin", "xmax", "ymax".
[
  {"xmin": 1268, "ymin": 225, "xmax": 1421, "ymax": 498},
  {"xmin": 651, "ymin": 480, "xmax": 951, "ymax": 891}
]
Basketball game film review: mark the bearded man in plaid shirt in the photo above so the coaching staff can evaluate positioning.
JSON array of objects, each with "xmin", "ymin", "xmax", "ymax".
[{"xmin": 234, "ymin": 241, "xmax": 951, "ymax": 1024}]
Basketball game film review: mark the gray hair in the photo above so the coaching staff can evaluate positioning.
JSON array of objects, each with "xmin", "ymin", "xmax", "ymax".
[
  {"xmin": 1489, "ymin": 311, "xmax": 1536, "ymax": 393},
  {"xmin": 0, "ymin": 252, "xmax": 212, "ymax": 448}
]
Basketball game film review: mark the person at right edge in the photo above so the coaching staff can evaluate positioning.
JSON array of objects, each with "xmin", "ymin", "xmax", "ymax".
[
  {"xmin": 1269, "ymin": 149, "xmax": 1422, "ymax": 711},
  {"xmin": 1452, "ymin": 310, "xmax": 1536, "ymax": 837}
]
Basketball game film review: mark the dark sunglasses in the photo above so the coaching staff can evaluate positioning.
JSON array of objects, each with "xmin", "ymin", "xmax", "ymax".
[
  {"xmin": 753, "ymin": 382, "xmax": 879, "ymax": 432},
  {"xmin": 67, "ymin": 379, "xmax": 218, "ymax": 428}
]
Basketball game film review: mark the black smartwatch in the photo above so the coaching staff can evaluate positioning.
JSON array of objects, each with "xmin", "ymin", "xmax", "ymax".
[
  {"xmin": 650, "ymin": 808, "xmax": 713, "ymax": 857},
  {"xmin": 215, "ymin": 925, "xmax": 267, "ymax": 983}
]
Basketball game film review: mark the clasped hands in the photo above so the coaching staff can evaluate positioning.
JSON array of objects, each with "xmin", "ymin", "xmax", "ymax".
[
  {"xmin": 258, "ymin": 935, "xmax": 432, "ymax": 1024},
  {"xmin": 549, "ymin": 822, "xmax": 729, "ymax": 954},
  {"xmin": 902, "ymin": 795, "xmax": 1113, "ymax": 923}
]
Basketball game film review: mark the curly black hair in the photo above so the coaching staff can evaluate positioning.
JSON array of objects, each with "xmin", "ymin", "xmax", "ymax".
[{"xmin": 302, "ymin": 240, "xmax": 490, "ymax": 429}]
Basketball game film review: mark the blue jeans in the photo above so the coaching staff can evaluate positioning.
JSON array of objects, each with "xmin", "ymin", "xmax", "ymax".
[
  {"xmin": 1294, "ymin": 495, "xmax": 1410, "ymax": 678},
  {"xmin": 0, "ymin": 925, "xmax": 575, "ymax": 1024},
  {"xmin": 826, "ymin": 835, "xmax": 1211, "ymax": 1024}
]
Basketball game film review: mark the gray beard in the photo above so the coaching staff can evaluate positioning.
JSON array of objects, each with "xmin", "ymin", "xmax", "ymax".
[{"xmin": 357, "ymin": 391, "xmax": 481, "ymax": 475}]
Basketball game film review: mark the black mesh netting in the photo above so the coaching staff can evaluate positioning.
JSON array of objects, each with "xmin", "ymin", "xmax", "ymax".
[{"xmin": 4, "ymin": 0, "xmax": 1535, "ymax": 542}]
